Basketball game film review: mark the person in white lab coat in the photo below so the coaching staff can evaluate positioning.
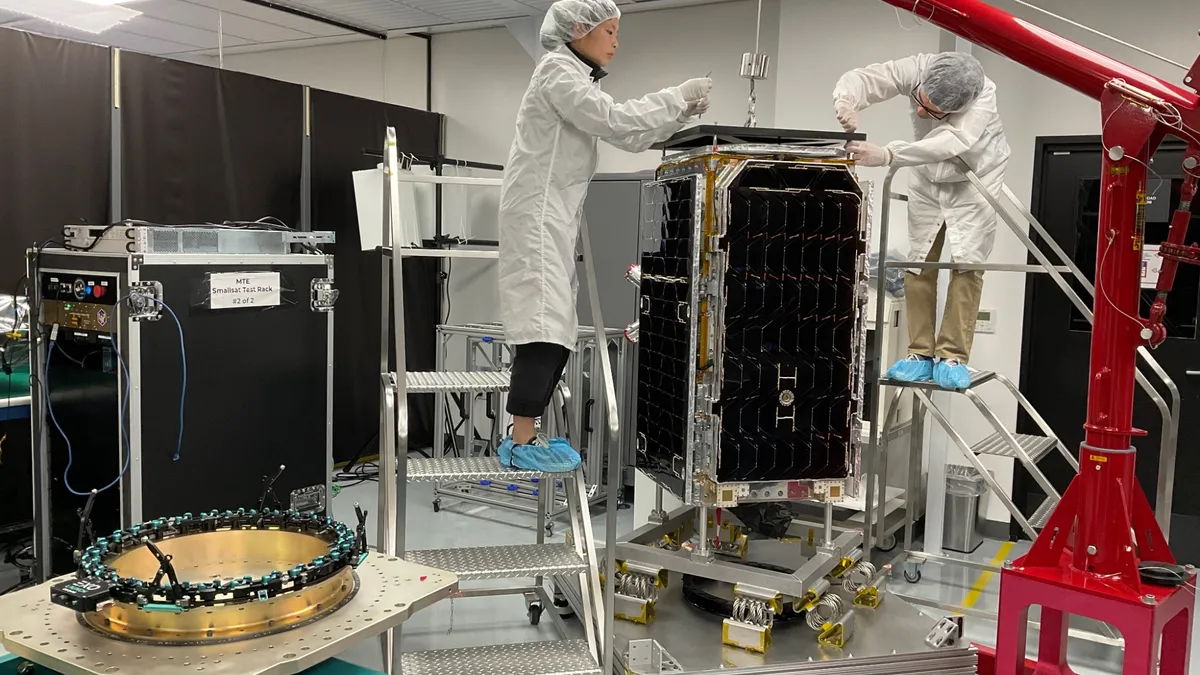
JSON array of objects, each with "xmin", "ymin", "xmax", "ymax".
[
  {"xmin": 496, "ymin": 0, "xmax": 713, "ymax": 472},
  {"xmin": 832, "ymin": 52, "xmax": 1010, "ymax": 390}
]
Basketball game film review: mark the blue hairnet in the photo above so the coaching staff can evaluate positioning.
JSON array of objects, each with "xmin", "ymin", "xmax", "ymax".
[
  {"xmin": 921, "ymin": 52, "xmax": 985, "ymax": 113},
  {"xmin": 540, "ymin": 0, "xmax": 621, "ymax": 51}
]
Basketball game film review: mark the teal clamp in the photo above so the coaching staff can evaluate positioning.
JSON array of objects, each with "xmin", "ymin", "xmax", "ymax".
[{"xmin": 143, "ymin": 603, "xmax": 184, "ymax": 614}]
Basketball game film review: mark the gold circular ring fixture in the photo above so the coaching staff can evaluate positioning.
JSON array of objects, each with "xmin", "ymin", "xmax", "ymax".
[{"xmin": 80, "ymin": 528, "xmax": 358, "ymax": 645}]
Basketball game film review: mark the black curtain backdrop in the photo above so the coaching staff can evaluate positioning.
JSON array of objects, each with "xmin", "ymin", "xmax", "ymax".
[
  {"xmin": 310, "ymin": 89, "xmax": 442, "ymax": 462},
  {"xmin": 0, "ymin": 23, "xmax": 444, "ymax": 475},
  {"xmin": 120, "ymin": 52, "xmax": 303, "ymax": 227},
  {"xmin": 0, "ymin": 28, "xmax": 110, "ymax": 284}
]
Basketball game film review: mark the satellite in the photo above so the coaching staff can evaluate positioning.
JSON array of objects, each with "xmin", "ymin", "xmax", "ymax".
[{"xmin": 632, "ymin": 125, "xmax": 871, "ymax": 508}]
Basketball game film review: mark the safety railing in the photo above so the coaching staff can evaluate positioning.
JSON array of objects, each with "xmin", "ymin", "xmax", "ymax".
[{"xmin": 578, "ymin": 213, "xmax": 623, "ymax": 675}]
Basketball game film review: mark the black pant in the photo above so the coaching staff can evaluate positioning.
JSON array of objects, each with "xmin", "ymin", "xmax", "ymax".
[{"xmin": 507, "ymin": 342, "xmax": 570, "ymax": 418}]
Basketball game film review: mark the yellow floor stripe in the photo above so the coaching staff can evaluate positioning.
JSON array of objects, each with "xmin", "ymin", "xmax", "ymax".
[{"xmin": 961, "ymin": 541, "xmax": 1014, "ymax": 609}]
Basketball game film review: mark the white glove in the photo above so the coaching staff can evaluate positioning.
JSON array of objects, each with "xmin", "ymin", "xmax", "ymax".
[
  {"xmin": 681, "ymin": 97, "xmax": 710, "ymax": 120},
  {"xmin": 679, "ymin": 77, "xmax": 713, "ymax": 102},
  {"xmin": 846, "ymin": 141, "xmax": 892, "ymax": 167},
  {"xmin": 834, "ymin": 100, "xmax": 859, "ymax": 132}
]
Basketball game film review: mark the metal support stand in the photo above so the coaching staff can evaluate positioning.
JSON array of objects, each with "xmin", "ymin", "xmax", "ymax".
[{"xmin": 374, "ymin": 128, "xmax": 618, "ymax": 675}]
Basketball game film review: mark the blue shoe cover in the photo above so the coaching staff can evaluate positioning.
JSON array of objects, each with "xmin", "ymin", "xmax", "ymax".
[
  {"xmin": 507, "ymin": 435, "xmax": 581, "ymax": 473},
  {"xmin": 886, "ymin": 355, "xmax": 933, "ymax": 382},
  {"xmin": 933, "ymin": 360, "xmax": 972, "ymax": 390},
  {"xmin": 498, "ymin": 436, "xmax": 517, "ymax": 469}
]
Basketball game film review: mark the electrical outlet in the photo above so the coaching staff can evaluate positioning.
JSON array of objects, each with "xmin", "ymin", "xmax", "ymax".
[{"xmin": 975, "ymin": 309, "xmax": 996, "ymax": 334}]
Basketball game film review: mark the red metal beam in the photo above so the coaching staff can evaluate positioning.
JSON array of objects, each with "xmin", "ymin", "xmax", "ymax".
[{"xmin": 877, "ymin": 0, "xmax": 1198, "ymax": 107}]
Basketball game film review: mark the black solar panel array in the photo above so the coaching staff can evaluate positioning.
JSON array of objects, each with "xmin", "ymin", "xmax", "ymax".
[
  {"xmin": 717, "ymin": 164, "xmax": 862, "ymax": 483},
  {"xmin": 636, "ymin": 161, "xmax": 864, "ymax": 494},
  {"xmin": 636, "ymin": 177, "xmax": 696, "ymax": 496}
]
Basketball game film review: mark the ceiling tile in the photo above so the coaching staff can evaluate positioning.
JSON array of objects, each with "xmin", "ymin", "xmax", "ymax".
[
  {"xmin": 120, "ymin": 15, "xmax": 249, "ymax": 48},
  {"xmin": 136, "ymin": 0, "xmax": 315, "ymax": 42},
  {"xmin": 186, "ymin": 0, "xmax": 349, "ymax": 36}
]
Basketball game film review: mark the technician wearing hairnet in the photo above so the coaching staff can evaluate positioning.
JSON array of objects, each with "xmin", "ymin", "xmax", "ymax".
[
  {"xmin": 497, "ymin": 0, "xmax": 712, "ymax": 471},
  {"xmin": 832, "ymin": 52, "xmax": 1010, "ymax": 390}
]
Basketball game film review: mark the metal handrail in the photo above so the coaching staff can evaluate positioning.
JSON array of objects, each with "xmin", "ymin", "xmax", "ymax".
[
  {"xmin": 997, "ymin": 183, "xmax": 1181, "ymax": 534},
  {"xmin": 578, "ymin": 213, "xmax": 621, "ymax": 675}
]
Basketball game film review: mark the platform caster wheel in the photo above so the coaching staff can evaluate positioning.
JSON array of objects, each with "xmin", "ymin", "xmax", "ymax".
[
  {"xmin": 17, "ymin": 662, "xmax": 36, "ymax": 675},
  {"xmin": 904, "ymin": 567, "xmax": 922, "ymax": 584},
  {"xmin": 528, "ymin": 601, "xmax": 544, "ymax": 625},
  {"xmin": 875, "ymin": 534, "xmax": 898, "ymax": 553},
  {"xmin": 553, "ymin": 593, "xmax": 575, "ymax": 618},
  {"xmin": 545, "ymin": 522, "xmax": 554, "ymax": 538},
  {"xmin": 432, "ymin": 498, "xmax": 441, "ymax": 513}
]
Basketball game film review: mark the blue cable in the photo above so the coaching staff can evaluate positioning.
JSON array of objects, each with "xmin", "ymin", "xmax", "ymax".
[
  {"xmin": 44, "ymin": 292, "xmax": 188, "ymax": 496},
  {"xmin": 138, "ymin": 296, "xmax": 187, "ymax": 461},
  {"xmin": 45, "ymin": 339, "xmax": 130, "ymax": 496}
]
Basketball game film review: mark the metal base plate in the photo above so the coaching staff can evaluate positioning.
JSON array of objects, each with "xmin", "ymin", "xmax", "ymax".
[
  {"xmin": 587, "ymin": 542, "xmax": 976, "ymax": 675},
  {"xmin": 0, "ymin": 553, "xmax": 458, "ymax": 675}
]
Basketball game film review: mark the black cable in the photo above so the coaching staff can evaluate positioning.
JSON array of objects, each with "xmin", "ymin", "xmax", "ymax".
[
  {"xmin": 443, "ymin": 258, "xmax": 452, "ymax": 323},
  {"xmin": 342, "ymin": 431, "xmax": 379, "ymax": 475}
]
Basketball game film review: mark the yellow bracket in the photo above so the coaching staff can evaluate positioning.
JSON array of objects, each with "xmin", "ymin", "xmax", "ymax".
[
  {"xmin": 818, "ymin": 621, "xmax": 847, "ymax": 648},
  {"xmin": 615, "ymin": 600, "xmax": 656, "ymax": 625},
  {"xmin": 829, "ymin": 557, "xmax": 856, "ymax": 578},
  {"xmin": 722, "ymin": 620, "xmax": 771, "ymax": 653},
  {"xmin": 853, "ymin": 587, "xmax": 880, "ymax": 608}
]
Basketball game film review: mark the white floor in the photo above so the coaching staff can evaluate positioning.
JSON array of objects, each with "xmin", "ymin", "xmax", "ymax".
[{"xmin": 3, "ymin": 469, "xmax": 1196, "ymax": 673}]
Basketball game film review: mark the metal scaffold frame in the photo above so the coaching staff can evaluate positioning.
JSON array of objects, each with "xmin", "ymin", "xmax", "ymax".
[{"xmin": 372, "ymin": 128, "xmax": 624, "ymax": 675}]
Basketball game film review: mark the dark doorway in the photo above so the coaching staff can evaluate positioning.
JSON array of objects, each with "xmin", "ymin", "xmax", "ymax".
[{"xmin": 1018, "ymin": 136, "xmax": 1200, "ymax": 563}]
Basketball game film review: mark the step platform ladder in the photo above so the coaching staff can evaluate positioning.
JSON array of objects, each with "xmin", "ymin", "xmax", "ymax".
[
  {"xmin": 862, "ymin": 161, "xmax": 1181, "ymax": 641},
  {"xmin": 874, "ymin": 369, "xmax": 1078, "ymax": 579},
  {"xmin": 372, "ymin": 128, "xmax": 608, "ymax": 675}
]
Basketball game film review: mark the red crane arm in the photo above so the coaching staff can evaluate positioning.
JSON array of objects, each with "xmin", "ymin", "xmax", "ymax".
[{"xmin": 877, "ymin": 0, "xmax": 1198, "ymax": 109}]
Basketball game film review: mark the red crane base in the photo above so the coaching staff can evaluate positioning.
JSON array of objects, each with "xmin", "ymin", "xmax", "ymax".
[
  {"xmin": 994, "ymin": 563, "xmax": 1193, "ymax": 674},
  {"xmin": 993, "ymin": 475, "xmax": 1195, "ymax": 674}
]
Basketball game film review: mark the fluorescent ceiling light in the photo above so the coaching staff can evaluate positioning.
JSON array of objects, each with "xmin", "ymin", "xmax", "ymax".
[{"xmin": 0, "ymin": 0, "xmax": 141, "ymax": 33}]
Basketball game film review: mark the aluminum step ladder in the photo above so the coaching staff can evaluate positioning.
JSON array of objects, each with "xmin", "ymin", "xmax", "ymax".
[
  {"xmin": 876, "ymin": 370, "xmax": 1076, "ymax": 543},
  {"xmin": 372, "ymin": 128, "xmax": 609, "ymax": 675},
  {"xmin": 863, "ymin": 159, "xmax": 1182, "ymax": 554}
]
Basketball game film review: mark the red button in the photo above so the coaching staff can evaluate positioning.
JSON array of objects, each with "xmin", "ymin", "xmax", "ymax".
[{"xmin": 93, "ymin": 286, "xmax": 105, "ymax": 298}]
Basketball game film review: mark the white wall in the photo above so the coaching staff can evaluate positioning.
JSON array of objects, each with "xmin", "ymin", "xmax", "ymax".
[
  {"xmin": 201, "ymin": 36, "xmax": 429, "ymax": 110},
  {"xmin": 429, "ymin": 0, "xmax": 784, "ymax": 350}
]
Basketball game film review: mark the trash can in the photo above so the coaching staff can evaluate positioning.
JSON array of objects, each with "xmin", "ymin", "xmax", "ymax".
[{"xmin": 943, "ymin": 465, "xmax": 987, "ymax": 554}]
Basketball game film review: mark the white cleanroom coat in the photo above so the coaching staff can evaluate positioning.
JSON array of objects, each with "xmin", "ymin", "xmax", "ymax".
[
  {"xmin": 832, "ymin": 53, "xmax": 1011, "ymax": 266},
  {"xmin": 498, "ymin": 48, "xmax": 689, "ymax": 349}
]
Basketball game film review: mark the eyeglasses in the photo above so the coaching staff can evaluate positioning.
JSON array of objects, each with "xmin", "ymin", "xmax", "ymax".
[{"xmin": 911, "ymin": 84, "xmax": 948, "ymax": 120}]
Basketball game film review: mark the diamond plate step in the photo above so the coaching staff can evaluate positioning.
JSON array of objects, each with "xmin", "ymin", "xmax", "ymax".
[
  {"xmin": 407, "ymin": 370, "xmax": 510, "ymax": 393},
  {"xmin": 408, "ymin": 456, "xmax": 568, "ymax": 482},
  {"xmin": 971, "ymin": 432, "xmax": 1056, "ymax": 463},
  {"xmin": 399, "ymin": 639, "xmax": 601, "ymax": 675},
  {"xmin": 881, "ymin": 369, "xmax": 995, "ymax": 391},
  {"xmin": 407, "ymin": 544, "xmax": 586, "ymax": 580},
  {"xmin": 1031, "ymin": 495, "xmax": 1059, "ymax": 528}
]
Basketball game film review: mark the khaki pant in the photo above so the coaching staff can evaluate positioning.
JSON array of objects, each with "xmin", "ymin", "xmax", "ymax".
[{"xmin": 904, "ymin": 224, "xmax": 984, "ymax": 363}]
